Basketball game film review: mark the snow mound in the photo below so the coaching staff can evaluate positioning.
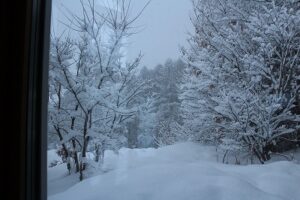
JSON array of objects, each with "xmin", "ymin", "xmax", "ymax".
[
  {"xmin": 48, "ymin": 142, "xmax": 300, "ymax": 200},
  {"xmin": 47, "ymin": 149, "xmax": 62, "ymax": 167}
]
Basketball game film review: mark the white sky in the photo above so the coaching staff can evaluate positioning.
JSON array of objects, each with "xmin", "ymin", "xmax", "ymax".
[{"xmin": 51, "ymin": 0, "xmax": 193, "ymax": 68}]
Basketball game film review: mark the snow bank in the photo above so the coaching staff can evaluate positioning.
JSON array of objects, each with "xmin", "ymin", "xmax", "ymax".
[{"xmin": 48, "ymin": 143, "xmax": 300, "ymax": 200}]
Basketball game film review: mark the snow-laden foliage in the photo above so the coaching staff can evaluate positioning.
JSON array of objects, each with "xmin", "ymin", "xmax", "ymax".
[
  {"xmin": 181, "ymin": 0, "xmax": 300, "ymax": 163},
  {"xmin": 115, "ymin": 59, "xmax": 188, "ymax": 148},
  {"xmin": 138, "ymin": 59, "xmax": 187, "ymax": 147},
  {"xmin": 48, "ymin": 0, "xmax": 149, "ymax": 180}
]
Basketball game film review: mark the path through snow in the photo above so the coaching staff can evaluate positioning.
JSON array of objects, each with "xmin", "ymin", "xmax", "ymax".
[{"xmin": 48, "ymin": 143, "xmax": 300, "ymax": 200}]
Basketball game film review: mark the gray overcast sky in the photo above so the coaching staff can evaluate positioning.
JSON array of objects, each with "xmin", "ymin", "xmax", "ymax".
[
  {"xmin": 124, "ymin": 0, "xmax": 193, "ymax": 68},
  {"xmin": 52, "ymin": 0, "xmax": 193, "ymax": 68}
]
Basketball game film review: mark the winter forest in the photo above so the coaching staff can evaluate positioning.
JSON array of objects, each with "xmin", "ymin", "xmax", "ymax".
[{"xmin": 48, "ymin": 0, "xmax": 300, "ymax": 199}]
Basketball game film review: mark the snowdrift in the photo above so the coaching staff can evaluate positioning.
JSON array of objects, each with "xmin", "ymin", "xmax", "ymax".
[{"xmin": 48, "ymin": 143, "xmax": 300, "ymax": 200}]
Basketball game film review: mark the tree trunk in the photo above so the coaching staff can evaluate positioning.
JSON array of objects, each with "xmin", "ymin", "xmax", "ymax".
[
  {"xmin": 71, "ymin": 139, "xmax": 80, "ymax": 173},
  {"xmin": 70, "ymin": 105, "xmax": 80, "ymax": 173},
  {"xmin": 79, "ymin": 114, "xmax": 90, "ymax": 181},
  {"xmin": 54, "ymin": 126, "xmax": 71, "ymax": 173}
]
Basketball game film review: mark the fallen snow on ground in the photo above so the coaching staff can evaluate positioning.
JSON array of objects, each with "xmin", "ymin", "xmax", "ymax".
[{"xmin": 48, "ymin": 143, "xmax": 300, "ymax": 200}]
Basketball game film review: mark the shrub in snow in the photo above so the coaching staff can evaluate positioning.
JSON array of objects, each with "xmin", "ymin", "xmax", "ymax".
[{"xmin": 180, "ymin": 0, "xmax": 300, "ymax": 163}]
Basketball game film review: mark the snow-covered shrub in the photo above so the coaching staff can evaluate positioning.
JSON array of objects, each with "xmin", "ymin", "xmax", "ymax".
[{"xmin": 181, "ymin": 0, "xmax": 300, "ymax": 163}]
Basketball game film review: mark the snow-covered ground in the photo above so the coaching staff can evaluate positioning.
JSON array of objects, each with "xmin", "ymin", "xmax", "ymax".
[{"xmin": 48, "ymin": 143, "xmax": 300, "ymax": 200}]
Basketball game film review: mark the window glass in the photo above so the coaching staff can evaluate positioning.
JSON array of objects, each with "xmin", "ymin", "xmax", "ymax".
[{"xmin": 47, "ymin": 1, "xmax": 300, "ymax": 199}]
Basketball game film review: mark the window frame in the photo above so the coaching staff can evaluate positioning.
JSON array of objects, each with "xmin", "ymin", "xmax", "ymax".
[
  {"xmin": 1, "ymin": 0, "xmax": 52, "ymax": 200},
  {"xmin": 25, "ymin": 0, "xmax": 52, "ymax": 200}
]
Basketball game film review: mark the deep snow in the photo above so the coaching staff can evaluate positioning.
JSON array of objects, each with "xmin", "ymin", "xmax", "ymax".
[{"xmin": 48, "ymin": 143, "xmax": 300, "ymax": 200}]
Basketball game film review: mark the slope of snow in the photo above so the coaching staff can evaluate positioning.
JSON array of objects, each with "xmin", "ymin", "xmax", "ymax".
[{"xmin": 48, "ymin": 143, "xmax": 300, "ymax": 200}]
